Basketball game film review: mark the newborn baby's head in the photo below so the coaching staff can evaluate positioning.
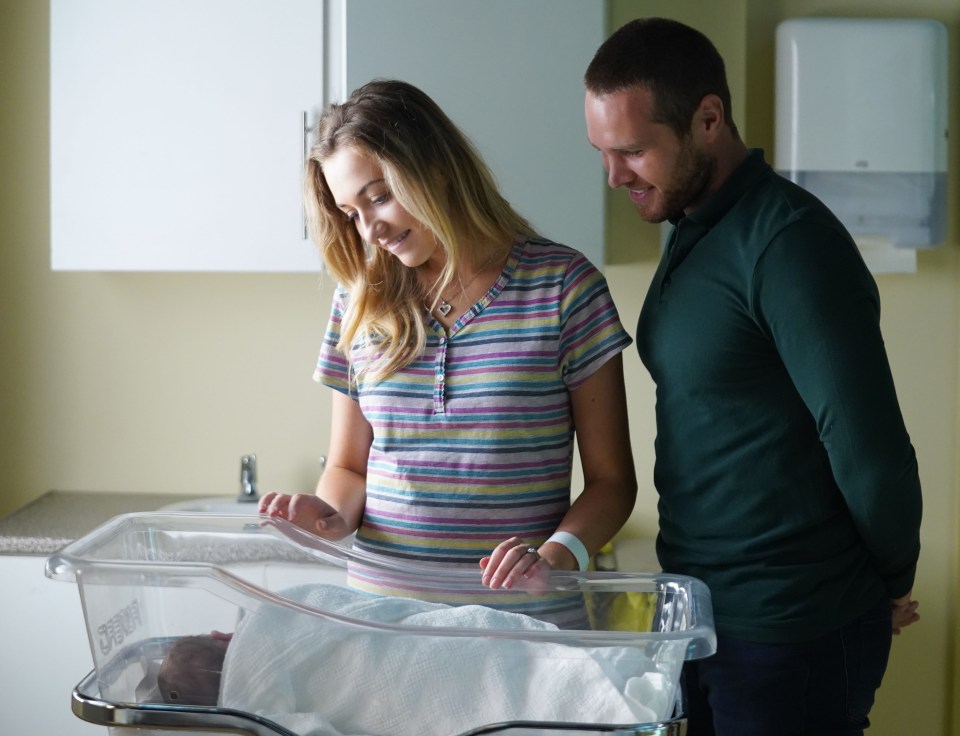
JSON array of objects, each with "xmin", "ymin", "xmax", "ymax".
[{"xmin": 157, "ymin": 633, "xmax": 231, "ymax": 706}]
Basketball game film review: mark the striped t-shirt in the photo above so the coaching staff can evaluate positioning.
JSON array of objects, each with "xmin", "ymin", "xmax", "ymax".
[{"xmin": 315, "ymin": 238, "xmax": 631, "ymax": 610}]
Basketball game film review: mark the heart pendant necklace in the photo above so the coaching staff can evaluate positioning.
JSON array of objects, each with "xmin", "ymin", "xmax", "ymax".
[{"xmin": 427, "ymin": 252, "xmax": 501, "ymax": 319}]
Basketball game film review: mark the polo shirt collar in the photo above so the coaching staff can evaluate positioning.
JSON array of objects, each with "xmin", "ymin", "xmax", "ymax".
[
  {"xmin": 661, "ymin": 149, "xmax": 769, "ymax": 274},
  {"xmin": 670, "ymin": 148, "xmax": 769, "ymax": 230}
]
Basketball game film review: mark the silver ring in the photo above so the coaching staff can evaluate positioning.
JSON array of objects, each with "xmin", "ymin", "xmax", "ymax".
[{"xmin": 525, "ymin": 546, "xmax": 539, "ymax": 557}]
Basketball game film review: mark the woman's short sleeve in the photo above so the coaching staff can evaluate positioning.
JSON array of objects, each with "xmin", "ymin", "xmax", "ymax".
[
  {"xmin": 313, "ymin": 286, "xmax": 357, "ymax": 399},
  {"xmin": 557, "ymin": 253, "xmax": 632, "ymax": 390}
]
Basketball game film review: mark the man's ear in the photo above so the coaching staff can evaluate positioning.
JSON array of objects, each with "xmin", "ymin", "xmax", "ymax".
[{"xmin": 694, "ymin": 94, "xmax": 725, "ymax": 141}]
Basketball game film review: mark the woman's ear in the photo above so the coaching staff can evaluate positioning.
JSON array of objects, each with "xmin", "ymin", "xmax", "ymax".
[{"xmin": 430, "ymin": 165, "xmax": 449, "ymax": 191}]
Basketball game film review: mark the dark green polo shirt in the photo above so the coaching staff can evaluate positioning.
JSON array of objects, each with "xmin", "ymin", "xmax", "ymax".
[{"xmin": 638, "ymin": 149, "xmax": 922, "ymax": 642}]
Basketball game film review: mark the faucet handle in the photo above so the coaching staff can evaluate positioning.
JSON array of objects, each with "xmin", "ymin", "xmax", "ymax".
[{"xmin": 239, "ymin": 454, "xmax": 258, "ymax": 500}]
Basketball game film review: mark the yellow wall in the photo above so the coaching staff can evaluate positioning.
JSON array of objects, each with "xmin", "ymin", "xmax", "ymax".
[
  {"xmin": 1, "ymin": 1, "xmax": 957, "ymax": 733},
  {"xmin": 1, "ymin": 1, "xmax": 334, "ymax": 512}
]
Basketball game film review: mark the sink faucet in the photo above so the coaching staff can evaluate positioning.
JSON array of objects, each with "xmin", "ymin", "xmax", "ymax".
[{"xmin": 239, "ymin": 454, "xmax": 258, "ymax": 502}]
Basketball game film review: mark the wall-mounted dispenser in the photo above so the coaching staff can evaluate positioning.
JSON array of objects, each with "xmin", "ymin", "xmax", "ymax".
[{"xmin": 775, "ymin": 18, "xmax": 948, "ymax": 273}]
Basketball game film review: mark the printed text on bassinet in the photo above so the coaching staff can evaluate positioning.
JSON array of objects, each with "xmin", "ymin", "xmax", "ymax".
[{"xmin": 98, "ymin": 599, "xmax": 142, "ymax": 655}]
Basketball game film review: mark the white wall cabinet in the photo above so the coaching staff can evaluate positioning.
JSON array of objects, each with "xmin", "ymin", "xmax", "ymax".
[
  {"xmin": 51, "ymin": 0, "xmax": 604, "ymax": 272},
  {"xmin": 337, "ymin": 0, "xmax": 605, "ymax": 270},
  {"xmin": 51, "ymin": 0, "xmax": 327, "ymax": 272}
]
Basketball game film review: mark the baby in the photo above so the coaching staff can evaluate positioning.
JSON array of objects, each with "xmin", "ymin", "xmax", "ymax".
[{"xmin": 157, "ymin": 631, "xmax": 231, "ymax": 706}]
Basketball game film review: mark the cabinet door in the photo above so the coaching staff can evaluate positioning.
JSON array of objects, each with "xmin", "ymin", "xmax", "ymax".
[
  {"xmin": 51, "ymin": 0, "xmax": 326, "ymax": 271},
  {"xmin": 339, "ymin": 0, "xmax": 605, "ymax": 268}
]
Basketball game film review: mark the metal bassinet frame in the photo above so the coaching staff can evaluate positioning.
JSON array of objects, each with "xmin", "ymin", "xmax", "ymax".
[{"xmin": 70, "ymin": 667, "xmax": 687, "ymax": 735}]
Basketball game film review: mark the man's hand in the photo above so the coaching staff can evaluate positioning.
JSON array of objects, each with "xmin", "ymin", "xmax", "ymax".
[{"xmin": 891, "ymin": 592, "xmax": 919, "ymax": 634}]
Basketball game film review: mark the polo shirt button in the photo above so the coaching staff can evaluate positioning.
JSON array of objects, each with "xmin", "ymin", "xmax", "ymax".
[{"xmin": 663, "ymin": 277, "xmax": 672, "ymax": 287}]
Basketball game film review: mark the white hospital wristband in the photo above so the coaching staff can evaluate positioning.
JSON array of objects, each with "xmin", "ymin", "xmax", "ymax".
[{"xmin": 543, "ymin": 531, "xmax": 590, "ymax": 572}]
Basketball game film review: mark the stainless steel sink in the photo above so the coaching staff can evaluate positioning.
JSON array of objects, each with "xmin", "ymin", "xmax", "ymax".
[{"xmin": 158, "ymin": 497, "xmax": 261, "ymax": 514}]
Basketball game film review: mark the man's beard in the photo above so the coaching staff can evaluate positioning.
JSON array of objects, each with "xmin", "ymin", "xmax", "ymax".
[{"xmin": 636, "ymin": 138, "xmax": 716, "ymax": 223}]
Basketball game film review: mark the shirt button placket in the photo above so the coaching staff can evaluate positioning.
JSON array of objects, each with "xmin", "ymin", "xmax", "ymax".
[{"xmin": 434, "ymin": 337, "xmax": 447, "ymax": 414}]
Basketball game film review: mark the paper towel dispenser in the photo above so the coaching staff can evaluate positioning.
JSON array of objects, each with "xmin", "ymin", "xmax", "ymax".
[{"xmin": 775, "ymin": 18, "xmax": 948, "ymax": 249}]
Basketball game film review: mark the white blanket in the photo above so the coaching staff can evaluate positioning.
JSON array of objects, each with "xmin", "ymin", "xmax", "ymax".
[{"xmin": 220, "ymin": 584, "xmax": 683, "ymax": 736}]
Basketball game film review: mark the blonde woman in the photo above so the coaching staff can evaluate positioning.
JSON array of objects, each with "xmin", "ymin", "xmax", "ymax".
[{"xmin": 260, "ymin": 80, "xmax": 636, "ymax": 615}]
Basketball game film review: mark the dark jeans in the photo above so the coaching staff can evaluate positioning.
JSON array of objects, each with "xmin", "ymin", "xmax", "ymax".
[{"xmin": 683, "ymin": 598, "xmax": 892, "ymax": 736}]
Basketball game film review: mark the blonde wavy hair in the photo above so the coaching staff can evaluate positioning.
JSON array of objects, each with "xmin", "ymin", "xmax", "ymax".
[{"xmin": 304, "ymin": 79, "xmax": 537, "ymax": 380}]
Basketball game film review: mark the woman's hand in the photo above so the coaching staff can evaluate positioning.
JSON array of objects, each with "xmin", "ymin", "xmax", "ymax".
[
  {"xmin": 479, "ymin": 536, "xmax": 552, "ymax": 593},
  {"xmin": 891, "ymin": 592, "xmax": 919, "ymax": 634},
  {"xmin": 258, "ymin": 492, "xmax": 352, "ymax": 540}
]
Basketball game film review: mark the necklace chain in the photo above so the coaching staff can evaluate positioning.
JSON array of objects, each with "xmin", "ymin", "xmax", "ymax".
[{"xmin": 428, "ymin": 252, "xmax": 502, "ymax": 318}]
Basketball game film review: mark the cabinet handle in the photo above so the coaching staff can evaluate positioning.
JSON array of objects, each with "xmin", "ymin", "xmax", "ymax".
[{"xmin": 302, "ymin": 110, "xmax": 309, "ymax": 240}]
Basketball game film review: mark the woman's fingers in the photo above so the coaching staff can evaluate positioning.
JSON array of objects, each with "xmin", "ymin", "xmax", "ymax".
[{"xmin": 481, "ymin": 538, "xmax": 548, "ymax": 590}]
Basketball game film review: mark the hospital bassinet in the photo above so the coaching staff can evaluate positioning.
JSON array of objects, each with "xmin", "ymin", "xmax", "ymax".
[{"xmin": 46, "ymin": 512, "xmax": 716, "ymax": 736}]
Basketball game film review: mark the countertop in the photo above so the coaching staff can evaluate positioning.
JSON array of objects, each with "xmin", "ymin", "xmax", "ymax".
[
  {"xmin": 0, "ymin": 491, "xmax": 661, "ymax": 571},
  {"xmin": 0, "ymin": 490, "xmax": 195, "ymax": 554}
]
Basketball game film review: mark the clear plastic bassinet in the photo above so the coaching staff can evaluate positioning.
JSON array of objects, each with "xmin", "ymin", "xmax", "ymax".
[{"xmin": 45, "ymin": 512, "xmax": 716, "ymax": 736}]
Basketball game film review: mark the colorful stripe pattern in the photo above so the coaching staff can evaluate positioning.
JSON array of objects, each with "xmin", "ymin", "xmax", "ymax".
[{"xmin": 315, "ymin": 239, "xmax": 631, "ymax": 621}]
